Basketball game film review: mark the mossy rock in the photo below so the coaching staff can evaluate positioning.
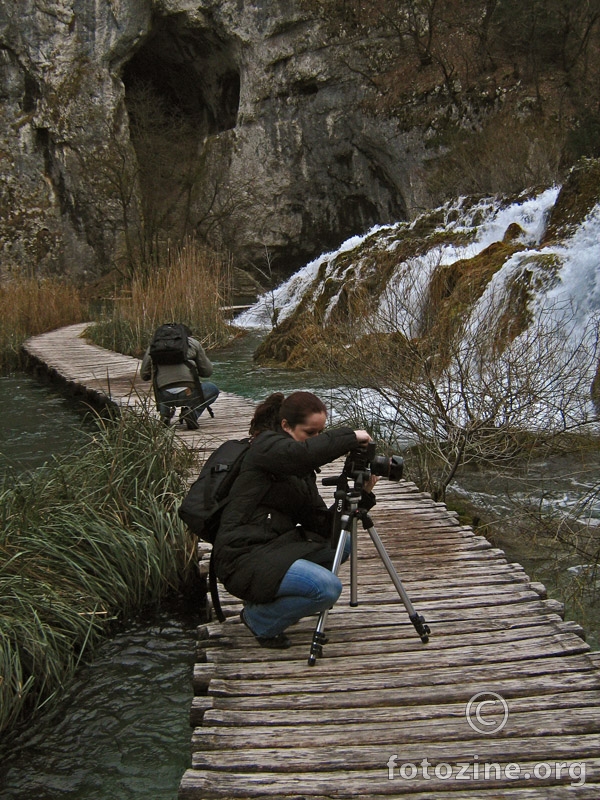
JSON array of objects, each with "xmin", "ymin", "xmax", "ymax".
[
  {"xmin": 543, "ymin": 157, "xmax": 600, "ymax": 243},
  {"xmin": 422, "ymin": 239, "xmax": 523, "ymax": 341}
]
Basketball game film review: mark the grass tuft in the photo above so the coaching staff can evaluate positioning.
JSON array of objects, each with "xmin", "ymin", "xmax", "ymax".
[
  {"xmin": 0, "ymin": 405, "xmax": 197, "ymax": 739},
  {"xmin": 87, "ymin": 238, "xmax": 235, "ymax": 357}
]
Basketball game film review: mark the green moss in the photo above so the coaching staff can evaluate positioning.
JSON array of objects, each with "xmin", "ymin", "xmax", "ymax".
[{"xmin": 421, "ymin": 239, "xmax": 523, "ymax": 344}]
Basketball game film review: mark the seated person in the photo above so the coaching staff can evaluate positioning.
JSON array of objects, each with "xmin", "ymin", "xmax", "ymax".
[
  {"xmin": 141, "ymin": 326, "xmax": 219, "ymax": 429},
  {"xmin": 213, "ymin": 390, "xmax": 377, "ymax": 648}
]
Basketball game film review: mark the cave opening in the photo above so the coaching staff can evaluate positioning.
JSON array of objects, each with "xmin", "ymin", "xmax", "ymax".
[
  {"xmin": 122, "ymin": 13, "xmax": 240, "ymax": 135},
  {"xmin": 120, "ymin": 13, "xmax": 240, "ymax": 250}
]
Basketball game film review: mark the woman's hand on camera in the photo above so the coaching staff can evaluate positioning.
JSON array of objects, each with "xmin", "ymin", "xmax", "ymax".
[{"xmin": 353, "ymin": 430, "xmax": 372, "ymax": 445}]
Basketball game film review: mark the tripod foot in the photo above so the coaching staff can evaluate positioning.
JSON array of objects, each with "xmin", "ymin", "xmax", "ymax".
[
  {"xmin": 410, "ymin": 612, "xmax": 431, "ymax": 643},
  {"xmin": 308, "ymin": 631, "xmax": 328, "ymax": 666}
]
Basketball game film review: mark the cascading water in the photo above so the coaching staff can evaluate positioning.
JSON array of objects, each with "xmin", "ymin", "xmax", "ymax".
[
  {"xmin": 236, "ymin": 187, "xmax": 561, "ymax": 330},
  {"xmin": 236, "ymin": 184, "xmax": 600, "ymax": 432}
]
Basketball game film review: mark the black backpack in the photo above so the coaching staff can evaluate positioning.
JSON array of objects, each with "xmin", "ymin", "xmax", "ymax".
[
  {"xmin": 179, "ymin": 438, "xmax": 251, "ymax": 622},
  {"xmin": 179, "ymin": 438, "xmax": 251, "ymax": 544},
  {"xmin": 148, "ymin": 323, "xmax": 191, "ymax": 366}
]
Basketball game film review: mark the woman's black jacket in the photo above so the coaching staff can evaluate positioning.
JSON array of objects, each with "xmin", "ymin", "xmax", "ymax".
[{"xmin": 213, "ymin": 427, "xmax": 376, "ymax": 604}]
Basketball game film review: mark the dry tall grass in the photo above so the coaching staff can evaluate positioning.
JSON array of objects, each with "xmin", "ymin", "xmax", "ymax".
[
  {"xmin": 0, "ymin": 278, "xmax": 87, "ymax": 373},
  {"xmin": 88, "ymin": 238, "xmax": 235, "ymax": 357}
]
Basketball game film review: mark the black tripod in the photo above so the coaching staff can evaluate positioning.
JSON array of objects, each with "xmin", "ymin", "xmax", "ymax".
[{"xmin": 307, "ymin": 468, "xmax": 431, "ymax": 666}]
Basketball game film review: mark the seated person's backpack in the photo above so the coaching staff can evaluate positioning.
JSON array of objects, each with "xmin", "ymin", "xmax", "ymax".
[
  {"xmin": 148, "ymin": 323, "xmax": 215, "ymax": 420},
  {"xmin": 149, "ymin": 323, "xmax": 192, "ymax": 366}
]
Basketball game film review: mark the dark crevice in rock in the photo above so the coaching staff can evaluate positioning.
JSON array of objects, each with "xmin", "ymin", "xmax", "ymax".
[{"xmin": 121, "ymin": 13, "xmax": 240, "ymax": 136}]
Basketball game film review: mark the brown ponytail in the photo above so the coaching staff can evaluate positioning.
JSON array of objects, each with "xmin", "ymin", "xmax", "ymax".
[{"xmin": 249, "ymin": 392, "xmax": 285, "ymax": 436}]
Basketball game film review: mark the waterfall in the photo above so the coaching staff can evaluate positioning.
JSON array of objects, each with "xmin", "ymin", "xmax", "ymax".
[
  {"xmin": 236, "ymin": 182, "xmax": 600, "ymax": 432},
  {"xmin": 236, "ymin": 187, "xmax": 561, "ymax": 330}
]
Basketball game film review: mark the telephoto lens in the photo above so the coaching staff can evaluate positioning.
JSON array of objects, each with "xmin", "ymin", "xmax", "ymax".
[{"xmin": 370, "ymin": 454, "xmax": 403, "ymax": 481}]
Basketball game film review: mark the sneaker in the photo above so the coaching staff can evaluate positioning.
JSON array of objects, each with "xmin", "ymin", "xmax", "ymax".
[
  {"xmin": 160, "ymin": 407, "xmax": 175, "ymax": 426},
  {"xmin": 240, "ymin": 610, "xmax": 291, "ymax": 649},
  {"xmin": 180, "ymin": 408, "xmax": 199, "ymax": 430}
]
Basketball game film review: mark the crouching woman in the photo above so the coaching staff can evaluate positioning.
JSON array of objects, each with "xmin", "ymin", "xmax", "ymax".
[{"xmin": 213, "ymin": 390, "xmax": 377, "ymax": 649}]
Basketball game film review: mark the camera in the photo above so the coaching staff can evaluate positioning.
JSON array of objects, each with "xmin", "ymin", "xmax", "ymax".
[{"xmin": 345, "ymin": 442, "xmax": 403, "ymax": 482}]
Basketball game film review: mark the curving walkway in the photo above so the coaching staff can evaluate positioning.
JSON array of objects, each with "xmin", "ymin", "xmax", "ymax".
[
  {"xmin": 22, "ymin": 324, "xmax": 600, "ymax": 799},
  {"xmin": 22, "ymin": 322, "xmax": 256, "ymax": 449}
]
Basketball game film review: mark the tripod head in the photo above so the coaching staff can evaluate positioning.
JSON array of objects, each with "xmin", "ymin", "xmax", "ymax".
[
  {"xmin": 322, "ymin": 457, "xmax": 375, "ymax": 546},
  {"xmin": 322, "ymin": 465, "xmax": 369, "ymax": 494}
]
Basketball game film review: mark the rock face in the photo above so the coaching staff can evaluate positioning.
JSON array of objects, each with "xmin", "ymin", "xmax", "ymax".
[{"xmin": 0, "ymin": 0, "xmax": 426, "ymax": 280}]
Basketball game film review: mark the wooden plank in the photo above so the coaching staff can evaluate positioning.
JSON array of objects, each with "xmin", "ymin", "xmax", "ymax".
[
  {"xmin": 201, "ymin": 624, "xmax": 586, "ymax": 667},
  {"xmin": 188, "ymin": 735, "xmax": 600, "ymax": 770},
  {"xmin": 196, "ymin": 611, "xmax": 573, "ymax": 654},
  {"xmin": 197, "ymin": 594, "xmax": 568, "ymax": 649},
  {"xmin": 179, "ymin": 760, "xmax": 600, "ymax": 798},
  {"xmin": 199, "ymin": 689, "xmax": 600, "ymax": 728},
  {"xmin": 202, "ymin": 614, "xmax": 553, "ymax": 644},
  {"xmin": 190, "ymin": 673, "xmax": 600, "ymax": 722},
  {"xmin": 191, "ymin": 708, "xmax": 600, "ymax": 751},
  {"xmin": 194, "ymin": 634, "xmax": 589, "ymax": 694},
  {"xmin": 202, "ymin": 656, "xmax": 594, "ymax": 703}
]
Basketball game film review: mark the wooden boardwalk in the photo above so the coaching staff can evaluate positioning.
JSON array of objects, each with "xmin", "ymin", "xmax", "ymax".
[
  {"xmin": 22, "ymin": 322, "xmax": 256, "ymax": 449},
  {"xmin": 22, "ymin": 324, "xmax": 600, "ymax": 799}
]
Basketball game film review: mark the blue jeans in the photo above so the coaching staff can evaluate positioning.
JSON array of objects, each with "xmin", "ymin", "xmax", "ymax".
[
  {"xmin": 156, "ymin": 381, "xmax": 219, "ymax": 419},
  {"xmin": 242, "ymin": 536, "xmax": 351, "ymax": 639}
]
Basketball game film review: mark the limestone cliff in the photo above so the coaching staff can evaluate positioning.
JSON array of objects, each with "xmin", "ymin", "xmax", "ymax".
[{"xmin": 0, "ymin": 0, "xmax": 425, "ymax": 280}]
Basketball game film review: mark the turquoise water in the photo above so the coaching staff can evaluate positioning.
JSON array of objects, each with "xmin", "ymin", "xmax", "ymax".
[
  {"xmin": 209, "ymin": 330, "xmax": 335, "ymax": 401},
  {"xmin": 0, "ymin": 375, "xmax": 91, "ymax": 474}
]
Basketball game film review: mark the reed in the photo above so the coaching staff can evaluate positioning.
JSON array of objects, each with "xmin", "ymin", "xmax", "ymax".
[
  {"xmin": 0, "ymin": 277, "xmax": 87, "ymax": 373},
  {"xmin": 88, "ymin": 238, "xmax": 235, "ymax": 357},
  {"xmin": 0, "ymin": 405, "xmax": 197, "ymax": 739}
]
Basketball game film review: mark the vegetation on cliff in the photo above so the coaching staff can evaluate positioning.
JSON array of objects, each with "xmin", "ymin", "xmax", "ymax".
[{"xmin": 302, "ymin": 0, "xmax": 600, "ymax": 204}]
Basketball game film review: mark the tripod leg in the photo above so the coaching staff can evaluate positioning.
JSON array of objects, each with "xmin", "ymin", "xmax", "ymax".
[
  {"xmin": 366, "ymin": 524, "xmax": 431, "ymax": 643},
  {"xmin": 307, "ymin": 527, "xmax": 350, "ymax": 666},
  {"xmin": 307, "ymin": 610, "xmax": 329, "ymax": 667},
  {"xmin": 350, "ymin": 520, "xmax": 358, "ymax": 607}
]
